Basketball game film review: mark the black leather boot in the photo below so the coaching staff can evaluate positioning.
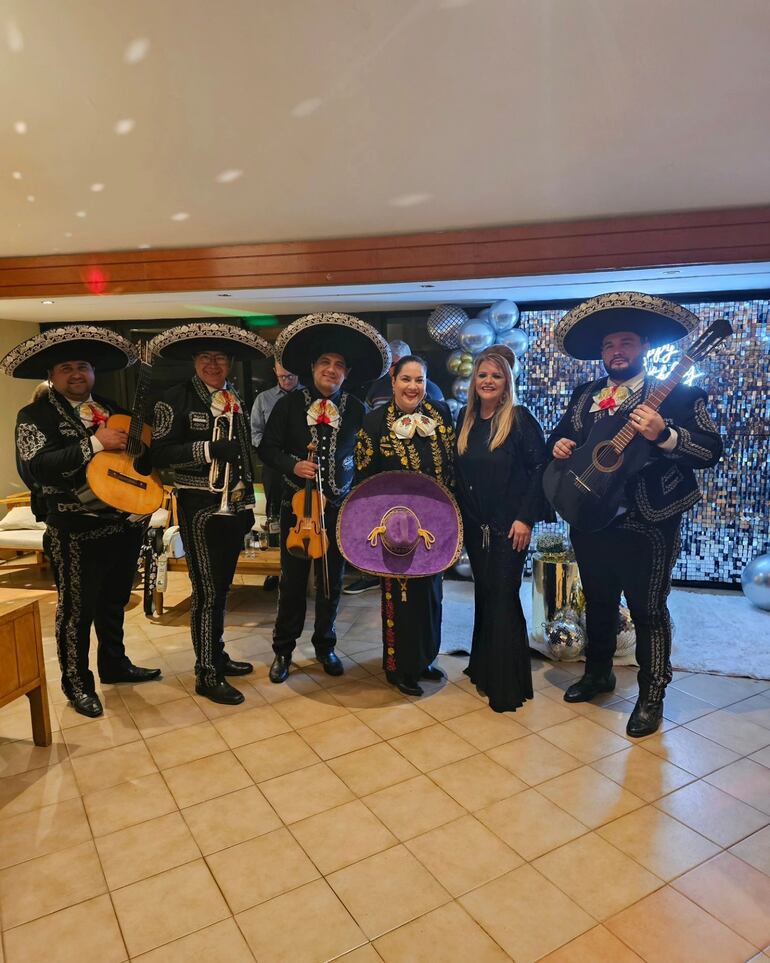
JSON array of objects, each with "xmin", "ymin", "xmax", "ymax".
[
  {"xmin": 626, "ymin": 697, "xmax": 663, "ymax": 737},
  {"xmin": 563, "ymin": 670, "xmax": 616, "ymax": 703},
  {"xmin": 317, "ymin": 651, "xmax": 344, "ymax": 677},
  {"xmin": 222, "ymin": 658, "xmax": 254, "ymax": 676},
  {"xmin": 269, "ymin": 654, "xmax": 292, "ymax": 684},
  {"xmin": 195, "ymin": 679, "xmax": 245, "ymax": 705}
]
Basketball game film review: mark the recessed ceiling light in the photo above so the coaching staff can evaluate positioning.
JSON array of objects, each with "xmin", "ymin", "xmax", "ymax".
[
  {"xmin": 389, "ymin": 192, "xmax": 432, "ymax": 208},
  {"xmin": 11, "ymin": 171, "xmax": 22, "ymax": 179},
  {"xmin": 215, "ymin": 169, "xmax": 243, "ymax": 184},
  {"xmin": 76, "ymin": 211, "xmax": 86, "ymax": 217},
  {"xmin": 41, "ymin": 299, "xmax": 54, "ymax": 305},
  {"xmin": 124, "ymin": 37, "xmax": 150, "ymax": 64},
  {"xmin": 138, "ymin": 243, "xmax": 151, "ymax": 249},
  {"xmin": 13, "ymin": 120, "xmax": 27, "ymax": 134},
  {"xmin": 114, "ymin": 118, "xmax": 135, "ymax": 135},
  {"xmin": 6, "ymin": 20, "xmax": 24, "ymax": 52},
  {"xmin": 90, "ymin": 182, "xmax": 105, "ymax": 192},
  {"xmin": 26, "ymin": 194, "xmax": 35, "ymax": 202},
  {"xmin": 64, "ymin": 232, "xmax": 73, "ymax": 237},
  {"xmin": 291, "ymin": 98, "xmax": 323, "ymax": 118},
  {"xmin": 170, "ymin": 211, "xmax": 190, "ymax": 221}
]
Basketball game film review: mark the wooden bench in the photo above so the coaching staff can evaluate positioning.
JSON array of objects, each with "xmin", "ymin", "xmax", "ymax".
[{"xmin": 0, "ymin": 597, "xmax": 51, "ymax": 746}]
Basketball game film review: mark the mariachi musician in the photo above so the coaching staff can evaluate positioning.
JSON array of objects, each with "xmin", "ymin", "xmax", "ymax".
[
  {"xmin": 258, "ymin": 313, "xmax": 390, "ymax": 684},
  {"xmin": 546, "ymin": 293, "xmax": 722, "ymax": 736},
  {"xmin": 1, "ymin": 326, "xmax": 161, "ymax": 718},
  {"xmin": 150, "ymin": 323, "xmax": 272, "ymax": 705}
]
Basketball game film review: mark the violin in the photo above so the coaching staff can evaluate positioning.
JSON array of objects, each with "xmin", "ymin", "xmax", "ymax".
[{"xmin": 286, "ymin": 443, "xmax": 329, "ymax": 560}]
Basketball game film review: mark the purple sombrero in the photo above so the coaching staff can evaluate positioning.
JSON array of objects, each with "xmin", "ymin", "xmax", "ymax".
[{"xmin": 337, "ymin": 471, "xmax": 463, "ymax": 578}]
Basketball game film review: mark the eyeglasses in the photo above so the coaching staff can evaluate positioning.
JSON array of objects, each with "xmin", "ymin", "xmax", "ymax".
[
  {"xmin": 196, "ymin": 353, "xmax": 230, "ymax": 364},
  {"xmin": 276, "ymin": 373, "xmax": 296, "ymax": 381}
]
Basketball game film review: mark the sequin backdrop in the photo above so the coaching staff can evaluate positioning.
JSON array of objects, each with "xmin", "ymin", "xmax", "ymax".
[{"xmin": 517, "ymin": 298, "xmax": 769, "ymax": 585}]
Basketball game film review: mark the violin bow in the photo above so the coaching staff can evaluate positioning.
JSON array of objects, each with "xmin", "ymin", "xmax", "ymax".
[{"xmin": 315, "ymin": 457, "xmax": 331, "ymax": 600}]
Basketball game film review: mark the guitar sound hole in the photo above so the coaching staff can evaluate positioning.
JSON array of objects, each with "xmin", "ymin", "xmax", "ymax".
[{"xmin": 592, "ymin": 441, "xmax": 623, "ymax": 473}]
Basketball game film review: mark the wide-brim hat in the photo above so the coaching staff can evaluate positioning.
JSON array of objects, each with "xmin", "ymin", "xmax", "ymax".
[
  {"xmin": 149, "ymin": 322, "xmax": 273, "ymax": 361},
  {"xmin": 556, "ymin": 292, "xmax": 700, "ymax": 360},
  {"xmin": 276, "ymin": 313, "xmax": 391, "ymax": 383},
  {"xmin": 337, "ymin": 471, "xmax": 462, "ymax": 578},
  {"xmin": 0, "ymin": 324, "xmax": 136, "ymax": 379}
]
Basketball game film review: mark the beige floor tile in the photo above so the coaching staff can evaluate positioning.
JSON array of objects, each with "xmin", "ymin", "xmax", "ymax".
[
  {"xmin": 0, "ymin": 840, "xmax": 106, "ymax": 929},
  {"xmin": 726, "ymin": 693, "xmax": 770, "ymax": 730},
  {"xmin": 487, "ymin": 732, "xmax": 582, "ymax": 786},
  {"xmin": 633, "ymin": 725, "xmax": 740, "ymax": 776},
  {"xmin": 273, "ymin": 690, "xmax": 350, "ymax": 729},
  {"xmin": 670, "ymin": 672, "xmax": 769, "ymax": 707},
  {"xmin": 363, "ymin": 774, "xmax": 465, "ymax": 841},
  {"xmin": 655, "ymin": 779, "xmax": 770, "ymax": 847},
  {"xmin": 129, "ymin": 697, "xmax": 208, "ymax": 738},
  {"xmin": 406, "ymin": 814, "xmax": 522, "ymax": 896},
  {"xmin": 705, "ymin": 758, "xmax": 770, "ymax": 814},
  {"xmin": 354, "ymin": 702, "xmax": 435, "ymax": 739},
  {"xmin": 0, "ymin": 760, "xmax": 80, "ymax": 820},
  {"xmin": 428, "ymin": 753, "xmax": 526, "ymax": 811},
  {"xmin": 144, "ymin": 720, "xmax": 228, "ymax": 769},
  {"xmin": 751, "ymin": 745, "xmax": 770, "ymax": 767},
  {"xmin": 182, "ymin": 784, "xmax": 281, "ymax": 855},
  {"xmin": 130, "ymin": 918, "xmax": 254, "ymax": 963},
  {"xmin": 259, "ymin": 762, "xmax": 354, "ymax": 823},
  {"xmin": 304, "ymin": 656, "xmax": 372, "ymax": 687},
  {"xmin": 94, "ymin": 811, "xmax": 200, "ymax": 889},
  {"xmin": 459, "ymin": 864, "xmax": 594, "ymax": 962},
  {"xmin": 162, "ymin": 750, "xmax": 253, "ymax": 808},
  {"xmin": 111, "ymin": 858, "xmax": 229, "ymax": 958},
  {"xmin": 581, "ymin": 699, "xmax": 677, "ymax": 740},
  {"xmin": 2, "ymin": 894, "xmax": 127, "ymax": 963},
  {"xmin": 606, "ymin": 885, "xmax": 756, "ymax": 963},
  {"xmin": 118, "ymin": 677, "xmax": 188, "ymax": 710},
  {"xmin": 672, "ymin": 851, "xmax": 770, "ymax": 949},
  {"xmin": 591, "ymin": 745, "xmax": 696, "ymax": 802},
  {"xmin": 513, "ymin": 690, "xmax": 577, "ymax": 731},
  {"xmin": 328, "ymin": 742, "xmax": 420, "ymax": 796},
  {"xmin": 0, "ymin": 797, "xmax": 91, "ymax": 869},
  {"xmin": 535, "ymin": 832, "xmax": 662, "ymax": 919},
  {"xmin": 327, "ymin": 844, "xmax": 451, "ymax": 940},
  {"xmin": 686, "ymin": 709, "xmax": 770, "ymax": 755},
  {"xmin": 540, "ymin": 924, "xmax": 644, "ymax": 962},
  {"xmin": 661, "ymin": 686, "xmax": 721, "ymax": 724},
  {"xmin": 330, "ymin": 679, "xmax": 406, "ymax": 711},
  {"xmin": 290, "ymin": 799, "xmax": 397, "ymax": 873},
  {"xmin": 237, "ymin": 877, "xmax": 366, "ymax": 962},
  {"xmin": 374, "ymin": 900, "xmax": 510, "ymax": 962},
  {"xmin": 476, "ymin": 788, "xmax": 587, "ymax": 860},
  {"xmin": 56, "ymin": 698, "xmax": 125, "ymax": 730},
  {"xmin": 250, "ymin": 670, "xmax": 323, "ymax": 704},
  {"xmin": 61, "ymin": 711, "xmax": 141, "ymax": 758},
  {"xmin": 388, "ymin": 724, "xmax": 476, "ymax": 772},
  {"xmin": 0, "ymin": 736, "xmax": 69, "ymax": 779},
  {"xmin": 730, "ymin": 824, "xmax": 770, "ymax": 874},
  {"xmin": 539, "ymin": 716, "xmax": 629, "ymax": 762},
  {"xmin": 538, "ymin": 765, "xmax": 644, "ymax": 829},
  {"xmin": 69, "ymin": 740, "xmax": 158, "ymax": 795},
  {"xmin": 211, "ymin": 703, "xmax": 292, "ymax": 748},
  {"xmin": 417, "ymin": 683, "xmax": 485, "ymax": 722},
  {"xmin": 82, "ymin": 772, "xmax": 177, "ymax": 837},
  {"xmin": 334, "ymin": 944, "xmax": 382, "ymax": 962},
  {"xmin": 444, "ymin": 706, "xmax": 529, "ymax": 750},
  {"xmin": 598, "ymin": 805, "xmax": 720, "ymax": 880},
  {"xmin": 299, "ymin": 713, "xmax": 381, "ymax": 760},
  {"xmin": 206, "ymin": 826, "xmax": 319, "ymax": 913},
  {"xmin": 233, "ymin": 730, "xmax": 321, "ymax": 782}
]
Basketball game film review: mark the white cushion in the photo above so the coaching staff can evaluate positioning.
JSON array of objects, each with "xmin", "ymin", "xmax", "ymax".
[
  {"xmin": 0, "ymin": 506, "xmax": 46, "ymax": 531},
  {"xmin": 0, "ymin": 530, "xmax": 45, "ymax": 549},
  {"xmin": 148, "ymin": 507, "xmax": 170, "ymax": 529}
]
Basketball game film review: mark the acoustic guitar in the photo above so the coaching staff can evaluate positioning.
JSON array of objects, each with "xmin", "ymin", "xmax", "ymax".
[
  {"xmin": 84, "ymin": 342, "xmax": 164, "ymax": 515},
  {"xmin": 542, "ymin": 317, "xmax": 732, "ymax": 532}
]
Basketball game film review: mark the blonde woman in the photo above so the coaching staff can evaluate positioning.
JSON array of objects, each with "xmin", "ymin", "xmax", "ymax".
[{"xmin": 454, "ymin": 348, "xmax": 550, "ymax": 712}]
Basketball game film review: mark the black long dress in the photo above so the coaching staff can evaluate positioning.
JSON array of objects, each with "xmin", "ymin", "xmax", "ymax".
[
  {"xmin": 354, "ymin": 400, "xmax": 455, "ymax": 683},
  {"xmin": 455, "ymin": 405, "xmax": 550, "ymax": 712}
]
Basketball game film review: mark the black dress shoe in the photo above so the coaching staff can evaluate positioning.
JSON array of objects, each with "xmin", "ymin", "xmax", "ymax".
[
  {"xmin": 421, "ymin": 664, "xmax": 445, "ymax": 682},
  {"xmin": 626, "ymin": 698, "xmax": 663, "ymax": 737},
  {"xmin": 563, "ymin": 671, "xmax": 616, "ymax": 703},
  {"xmin": 70, "ymin": 693, "xmax": 103, "ymax": 717},
  {"xmin": 269, "ymin": 654, "xmax": 292, "ymax": 684},
  {"xmin": 195, "ymin": 679, "xmax": 245, "ymax": 705},
  {"xmin": 100, "ymin": 665, "xmax": 162, "ymax": 685},
  {"xmin": 386, "ymin": 671, "xmax": 424, "ymax": 697},
  {"xmin": 263, "ymin": 575, "xmax": 279, "ymax": 591},
  {"xmin": 317, "ymin": 651, "xmax": 344, "ymax": 676},
  {"xmin": 222, "ymin": 658, "xmax": 254, "ymax": 677}
]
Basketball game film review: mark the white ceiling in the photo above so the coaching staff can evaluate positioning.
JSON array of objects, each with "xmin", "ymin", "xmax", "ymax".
[{"xmin": 2, "ymin": 0, "xmax": 770, "ymax": 261}]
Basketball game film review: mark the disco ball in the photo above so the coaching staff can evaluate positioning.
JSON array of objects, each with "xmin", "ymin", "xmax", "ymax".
[
  {"xmin": 544, "ymin": 619, "xmax": 585, "ymax": 661},
  {"xmin": 427, "ymin": 305, "xmax": 469, "ymax": 349},
  {"xmin": 742, "ymin": 554, "xmax": 770, "ymax": 610}
]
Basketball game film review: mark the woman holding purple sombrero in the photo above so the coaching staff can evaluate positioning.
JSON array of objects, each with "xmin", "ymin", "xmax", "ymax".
[{"xmin": 341, "ymin": 354, "xmax": 459, "ymax": 696}]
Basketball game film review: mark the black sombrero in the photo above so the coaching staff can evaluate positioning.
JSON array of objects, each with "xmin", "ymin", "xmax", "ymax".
[
  {"xmin": 556, "ymin": 292, "xmax": 700, "ymax": 361},
  {"xmin": 0, "ymin": 324, "xmax": 136, "ymax": 379},
  {"xmin": 276, "ymin": 313, "xmax": 391, "ymax": 383},
  {"xmin": 149, "ymin": 322, "xmax": 273, "ymax": 361}
]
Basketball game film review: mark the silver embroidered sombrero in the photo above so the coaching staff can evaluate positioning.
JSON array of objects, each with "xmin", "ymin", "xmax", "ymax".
[
  {"xmin": 149, "ymin": 322, "xmax": 273, "ymax": 360},
  {"xmin": 0, "ymin": 324, "xmax": 136, "ymax": 379},
  {"xmin": 555, "ymin": 292, "xmax": 700, "ymax": 360},
  {"xmin": 276, "ymin": 313, "xmax": 391, "ymax": 383}
]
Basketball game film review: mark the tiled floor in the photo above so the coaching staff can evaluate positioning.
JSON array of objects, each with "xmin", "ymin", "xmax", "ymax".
[{"xmin": 1, "ymin": 560, "xmax": 769, "ymax": 962}]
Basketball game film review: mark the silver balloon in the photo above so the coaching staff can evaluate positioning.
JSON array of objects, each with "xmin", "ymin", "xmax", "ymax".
[
  {"xmin": 495, "ymin": 327, "xmax": 529, "ymax": 357},
  {"xmin": 427, "ymin": 305, "xmax": 469, "ymax": 349},
  {"xmin": 446, "ymin": 349, "xmax": 464, "ymax": 374},
  {"xmin": 454, "ymin": 547, "xmax": 473, "ymax": 579},
  {"xmin": 445, "ymin": 398, "xmax": 461, "ymax": 421},
  {"xmin": 616, "ymin": 605, "xmax": 636, "ymax": 656},
  {"xmin": 451, "ymin": 376, "xmax": 471, "ymax": 404},
  {"xmin": 488, "ymin": 299, "xmax": 520, "ymax": 333},
  {"xmin": 544, "ymin": 619, "xmax": 585, "ymax": 661},
  {"xmin": 459, "ymin": 318, "xmax": 495, "ymax": 354},
  {"xmin": 477, "ymin": 307, "xmax": 491, "ymax": 323},
  {"xmin": 742, "ymin": 554, "xmax": 770, "ymax": 611}
]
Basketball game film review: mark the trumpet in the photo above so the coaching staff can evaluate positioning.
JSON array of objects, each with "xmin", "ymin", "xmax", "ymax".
[{"xmin": 209, "ymin": 410, "xmax": 235, "ymax": 516}]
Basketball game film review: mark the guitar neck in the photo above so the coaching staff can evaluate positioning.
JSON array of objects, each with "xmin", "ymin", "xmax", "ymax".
[
  {"xmin": 612, "ymin": 354, "xmax": 693, "ymax": 452},
  {"xmin": 126, "ymin": 358, "xmax": 152, "ymax": 455}
]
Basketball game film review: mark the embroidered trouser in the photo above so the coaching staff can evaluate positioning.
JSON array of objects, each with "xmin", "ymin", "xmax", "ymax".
[
  {"xmin": 570, "ymin": 511, "xmax": 681, "ymax": 703},
  {"xmin": 177, "ymin": 492, "xmax": 253, "ymax": 688},
  {"xmin": 45, "ymin": 520, "xmax": 144, "ymax": 700},
  {"xmin": 272, "ymin": 501, "xmax": 344, "ymax": 657}
]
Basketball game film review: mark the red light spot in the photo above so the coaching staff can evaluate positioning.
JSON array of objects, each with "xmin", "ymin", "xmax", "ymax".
[{"xmin": 83, "ymin": 266, "xmax": 109, "ymax": 295}]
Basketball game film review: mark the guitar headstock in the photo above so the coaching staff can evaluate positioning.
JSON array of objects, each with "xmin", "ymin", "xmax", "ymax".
[
  {"xmin": 137, "ymin": 340, "xmax": 154, "ymax": 367},
  {"xmin": 686, "ymin": 318, "xmax": 733, "ymax": 364}
]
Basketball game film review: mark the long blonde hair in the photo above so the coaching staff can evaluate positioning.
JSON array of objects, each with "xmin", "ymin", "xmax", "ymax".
[{"xmin": 456, "ymin": 351, "xmax": 517, "ymax": 455}]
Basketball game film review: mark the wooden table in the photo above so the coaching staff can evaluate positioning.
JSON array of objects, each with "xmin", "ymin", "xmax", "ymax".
[{"xmin": 0, "ymin": 598, "xmax": 51, "ymax": 746}]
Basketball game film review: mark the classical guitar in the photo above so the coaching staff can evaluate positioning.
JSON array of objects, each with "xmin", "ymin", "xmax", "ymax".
[
  {"xmin": 84, "ymin": 342, "xmax": 165, "ymax": 515},
  {"xmin": 542, "ymin": 317, "xmax": 732, "ymax": 532}
]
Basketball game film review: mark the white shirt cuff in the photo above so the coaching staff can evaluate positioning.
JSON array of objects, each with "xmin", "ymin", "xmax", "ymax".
[
  {"xmin": 658, "ymin": 428, "xmax": 678, "ymax": 452},
  {"xmin": 89, "ymin": 435, "xmax": 104, "ymax": 454}
]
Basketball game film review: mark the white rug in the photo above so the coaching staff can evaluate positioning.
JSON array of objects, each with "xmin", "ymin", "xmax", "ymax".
[{"xmin": 439, "ymin": 579, "xmax": 770, "ymax": 681}]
